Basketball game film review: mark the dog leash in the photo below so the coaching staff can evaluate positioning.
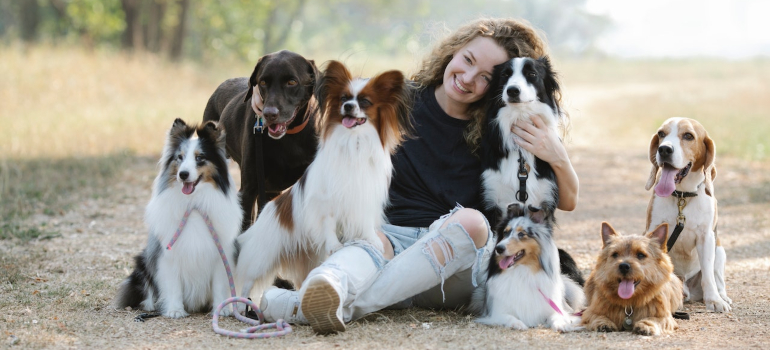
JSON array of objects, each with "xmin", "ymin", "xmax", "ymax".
[
  {"xmin": 166, "ymin": 207, "xmax": 292, "ymax": 338},
  {"xmin": 516, "ymin": 149, "xmax": 529, "ymax": 203},
  {"xmin": 666, "ymin": 190, "xmax": 697, "ymax": 252}
]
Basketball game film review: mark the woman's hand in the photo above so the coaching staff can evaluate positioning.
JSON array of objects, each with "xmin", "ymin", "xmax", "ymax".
[{"xmin": 512, "ymin": 115, "xmax": 579, "ymax": 211}]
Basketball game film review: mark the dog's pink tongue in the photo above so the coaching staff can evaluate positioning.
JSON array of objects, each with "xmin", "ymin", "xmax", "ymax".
[
  {"xmin": 618, "ymin": 279, "xmax": 635, "ymax": 299},
  {"xmin": 182, "ymin": 182, "xmax": 194, "ymax": 195},
  {"xmin": 269, "ymin": 123, "xmax": 287, "ymax": 135},
  {"xmin": 655, "ymin": 166, "xmax": 677, "ymax": 197},
  {"xmin": 498, "ymin": 255, "xmax": 515, "ymax": 270},
  {"xmin": 342, "ymin": 116, "xmax": 357, "ymax": 128}
]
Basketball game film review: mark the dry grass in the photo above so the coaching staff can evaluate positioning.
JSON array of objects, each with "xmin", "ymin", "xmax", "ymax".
[{"xmin": 1, "ymin": 46, "xmax": 769, "ymax": 349}]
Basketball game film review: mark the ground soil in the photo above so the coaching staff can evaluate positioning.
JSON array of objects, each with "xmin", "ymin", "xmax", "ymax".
[{"xmin": 2, "ymin": 146, "xmax": 769, "ymax": 349}]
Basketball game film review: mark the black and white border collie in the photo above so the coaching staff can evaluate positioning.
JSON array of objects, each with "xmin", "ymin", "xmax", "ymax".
[
  {"xmin": 116, "ymin": 119, "xmax": 242, "ymax": 318},
  {"xmin": 235, "ymin": 60, "xmax": 411, "ymax": 301},
  {"xmin": 470, "ymin": 204, "xmax": 585, "ymax": 331},
  {"xmin": 482, "ymin": 56, "xmax": 562, "ymax": 227}
]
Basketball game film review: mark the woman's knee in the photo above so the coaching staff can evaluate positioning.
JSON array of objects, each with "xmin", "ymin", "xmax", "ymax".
[{"xmin": 439, "ymin": 208, "xmax": 489, "ymax": 249}]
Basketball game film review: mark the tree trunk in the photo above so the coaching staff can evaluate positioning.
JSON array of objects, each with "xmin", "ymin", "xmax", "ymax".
[
  {"xmin": 145, "ymin": 0, "xmax": 166, "ymax": 53},
  {"xmin": 20, "ymin": 0, "xmax": 40, "ymax": 42},
  {"xmin": 121, "ymin": 0, "xmax": 144, "ymax": 51},
  {"xmin": 168, "ymin": 0, "xmax": 189, "ymax": 61}
]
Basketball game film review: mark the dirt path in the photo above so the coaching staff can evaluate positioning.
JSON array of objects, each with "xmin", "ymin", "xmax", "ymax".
[{"xmin": 2, "ymin": 147, "xmax": 769, "ymax": 349}]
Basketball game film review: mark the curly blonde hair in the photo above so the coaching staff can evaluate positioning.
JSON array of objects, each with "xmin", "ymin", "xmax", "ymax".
[{"xmin": 412, "ymin": 18, "xmax": 556, "ymax": 153}]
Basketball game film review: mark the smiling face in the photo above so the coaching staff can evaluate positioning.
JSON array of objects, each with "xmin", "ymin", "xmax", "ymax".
[{"xmin": 438, "ymin": 36, "xmax": 508, "ymax": 115}]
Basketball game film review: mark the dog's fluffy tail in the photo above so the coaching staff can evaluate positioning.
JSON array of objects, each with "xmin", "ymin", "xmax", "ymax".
[{"xmin": 115, "ymin": 253, "xmax": 154, "ymax": 309}]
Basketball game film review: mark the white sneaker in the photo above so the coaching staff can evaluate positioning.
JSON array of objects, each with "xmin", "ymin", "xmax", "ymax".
[
  {"xmin": 301, "ymin": 274, "xmax": 345, "ymax": 334},
  {"xmin": 258, "ymin": 287, "xmax": 306, "ymax": 324}
]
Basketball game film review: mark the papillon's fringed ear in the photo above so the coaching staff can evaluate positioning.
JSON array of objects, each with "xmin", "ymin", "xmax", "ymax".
[
  {"xmin": 645, "ymin": 132, "xmax": 661, "ymax": 191},
  {"xmin": 317, "ymin": 60, "xmax": 353, "ymax": 113},
  {"xmin": 646, "ymin": 223, "xmax": 669, "ymax": 252},
  {"xmin": 703, "ymin": 135, "xmax": 717, "ymax": 196},
  {"xmin": 600, "ymin": 222, "xmax": 617, "ymax": 248},
  {"xmin": 506, "ymin": 203, "xmax": 525, "ymax": 220},
  {"xmin": 244, "ymin": 56, "xmax": 265, "ymax": 103}
]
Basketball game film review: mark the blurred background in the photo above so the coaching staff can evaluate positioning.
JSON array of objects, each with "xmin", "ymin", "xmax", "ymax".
[{"xmin": 0, "ymin": 0, "xmax": 768, "ymax": 239}]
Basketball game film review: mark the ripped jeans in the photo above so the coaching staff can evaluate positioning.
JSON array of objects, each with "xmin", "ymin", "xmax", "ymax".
[{"xmin": 343, "ymin": 206, "xmax": 495, "ymax": 321}]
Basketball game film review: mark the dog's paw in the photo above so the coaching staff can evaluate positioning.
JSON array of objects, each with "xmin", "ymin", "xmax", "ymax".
[
  {"xmin": 595, "ymin": 324, "xmax": 618, "ymax": 333},
  {"xmin": 217, "ymin": 304, "xmax": 234, "ymax": 317},
  {"xmin": 508, "ymin": 319, "xmax": 528, "ymax": 330},
  {"xmin": 163, "ymin": 308, "xmax": 189, "ymax": 319},
  {"xmin": 552, "ymin": 317, "xmax": 583, "ymax": 332},
  {"xmin": 633, "ymin": 319, "xmax": 662, "ymax": 336},
  {"xmin": 682, "ymin": 285, "xmax": 691, "ymax": 302},
  {"xmin": 720, "ymin": 293, "xmax": 733, "ymax": 305},
  {"xmin": 705, "ymin": 297, "xmax": 731, "ymax": 313}
]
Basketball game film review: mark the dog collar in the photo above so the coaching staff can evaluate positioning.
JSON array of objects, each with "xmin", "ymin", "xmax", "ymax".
[
  {"xmin": 672, "ymin": 190, "xmax": 697, "ymax": 198},
  {"xmin": 285, "ymin": 114, "xmax": 310, "ymax": 135}
]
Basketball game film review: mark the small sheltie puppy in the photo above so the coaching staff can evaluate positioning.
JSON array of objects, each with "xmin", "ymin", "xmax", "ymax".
[
  {"xmin": 235, "ymin": 60, "xmax": 410, "ymax": 300},
  {"xmin": 582, "ymin": 222, "xmax": 684, "ymax": 336},
  {"xmin": 115, "ymin": 119, "xmax": 242, "ymax": 318},
  {"xmin": 482, "ymin": 56, "xmax": 562, "ymax": 226},
  {"xmin": 470, "ymin": 204, "xmax": 584, "ymax": 331}
]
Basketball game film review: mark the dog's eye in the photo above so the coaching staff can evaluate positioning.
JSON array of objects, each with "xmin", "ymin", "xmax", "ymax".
[
  {"xmin": 683, "ymin": 132, "xmax": 694, "ymax": 141},
  {"xmin": 195, "ymin": 155, "xmax": 204, "ymax": 163},
  {"xmin": 341, "ymin": 95, "xmax": 350, "ymax": 102},
  {"xmin": 358, "ymin": 98, "xmax": 372, "ymax": 108},
  {"xmin": 517, "ymin": 231, "xmax": 525, "ymax": 239},
  {"xmin": 611, "ymin": 252, "xmax": 619, "ymax": 258},
  {"xmin": 526, "ymin": 71, "xmax": 537, "ymax": 78},
  {"xmin": 636, "ymin": 252, "xmax": 646, "ymax": 259},
  {"xmin": 177, "ymin": 154, "xmax": 183, "ymax": 161},
  {"xmin": 502, "ymin": 68, "xmax": 512, "ymax": 77},
  {"xmin": 287, "ymin": 80, "xmax": 298, "ymax": 87},
  {"xmin": 657, "ymin": 131, "xmax": 665, "ymax": 138},
  {"xmin": 259, "ymin": 80, "xmax": 266, "ymax": 87}
]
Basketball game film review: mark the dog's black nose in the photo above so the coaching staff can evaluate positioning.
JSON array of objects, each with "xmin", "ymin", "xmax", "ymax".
[
  {"xmin": 619, "ymin": 262, "xmax": 630, "ymax": 274},
  {"xmin": 506, "ymin": 86, "xmax": 520, "ymax": 98},
  {"xmin": 179, "ymin": 171, "xmax": 189, "ymax": 181},
  {"xmin": 262, "ymin": 106, "xmax": 279, "ymax": 121},
  {"xmin": 658, "ymin": 145, "xmax": 673, "ymax": 158},
  {"xmin": 495, "ymin": 244, "xmax": 506, "ymax": 255},
  {"xmin": 343, "ymin": 102, "xmax": 355, "ymax": 113}
]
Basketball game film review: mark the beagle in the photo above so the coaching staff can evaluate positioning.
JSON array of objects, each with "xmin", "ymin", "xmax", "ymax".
[{"xmin": 645, "ymin": 117, "xmax": 732, "ymax": 312}]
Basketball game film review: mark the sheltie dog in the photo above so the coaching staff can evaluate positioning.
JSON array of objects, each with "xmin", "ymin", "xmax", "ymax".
[
  {"xmin": 481, "ymin": 56, "xmax": 562, "ymax": 227},
  {"xmin": 235, "ymin": 60, "xmax": 410, "ymax": 301},
  {"xmin": 115, "ymin": 119, "xmax": 242, "ymax": 318},
  {"xmin": 470, "ymin": 203, "xmax": 584, "ymax": 331}
]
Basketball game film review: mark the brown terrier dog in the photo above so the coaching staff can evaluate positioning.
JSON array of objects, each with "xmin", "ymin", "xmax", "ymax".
[{"xmin": 582, "ymin": 222, "xmax": 683, "ymax": 336}]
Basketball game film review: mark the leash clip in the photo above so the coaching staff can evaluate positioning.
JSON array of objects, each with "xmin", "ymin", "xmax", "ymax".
[
  {"xmin": 253, "ymin": 115, "xmax": 264, "ymax": 134},
  {"xmin": 676, "ymin": 195, "xmax": 687, "ymax": 225}
]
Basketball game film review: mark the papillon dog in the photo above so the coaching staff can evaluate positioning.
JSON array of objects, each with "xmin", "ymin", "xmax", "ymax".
[
  {"xmin": 470, "ymin": 203, "xmax": 584, "ymax": 331},
  {"xmin": 482, "ymin": 56, "xmax": 562, "ymax": 227},
  {"xmin": 235, "ymin": 60, "xmax": 411, "ymax": 301},
  {"xmin": 115, "ymin": 119, "xmax": 242, "ymax": 318}
]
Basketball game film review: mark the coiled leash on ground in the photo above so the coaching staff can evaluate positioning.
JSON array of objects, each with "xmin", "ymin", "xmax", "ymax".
[{"xmin": 165, "ymin": 208, "xmax": 292, "ymax": 338}]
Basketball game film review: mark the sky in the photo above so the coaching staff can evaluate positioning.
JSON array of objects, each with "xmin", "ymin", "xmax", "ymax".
[{"xmin": 585, "ymin": 0, "xmax": 770, "ymax": 59}]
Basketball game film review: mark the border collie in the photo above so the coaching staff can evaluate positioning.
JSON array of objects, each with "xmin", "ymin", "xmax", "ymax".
[
  {"xmin": 481, "ymin": 56, "xmax": 562, "ymax": 226},
  {"xmin": 115, "ymin": 119, "xmax": 242, "ymax": 318},
  {"xmin": 470, "ymin": 204, "xmax": 584, "ymax": 331},
  {"xmin": 235, "ymin": 60, "xmax": 411, "ymax": 301}
]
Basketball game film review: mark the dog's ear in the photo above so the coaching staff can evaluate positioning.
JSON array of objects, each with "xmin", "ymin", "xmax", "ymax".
[
  {"xmin": 526, "ymin": 205, "xmax": 548, "ymax": 224},
  {"xmin": 601, "ymin": 222, "xmax": 618, "ymax": 247},
  {"xmin": 204, "ymin": 120, "xmax": 226, "ymax": 146},
  {"xmin": 646, "ymin": 223, "xmax": 669, "ymax": 252},
  {"xmin": 703, "ymin": 134, "xmax": 717, "ymax": 196},
  {"xmin": 645, "ymin": 132, "xmax": 661, "ymax": 191},
  {"xmin": 537, "ymin": 56, "xmax": 561, "ymax": 115},
  {"xmin": 244, "ymin": 56, "xmax": 265, "ymax": 103},
  {"xmin": 506, "ymin": 203, "xmax": 525, "ymax": 220}
]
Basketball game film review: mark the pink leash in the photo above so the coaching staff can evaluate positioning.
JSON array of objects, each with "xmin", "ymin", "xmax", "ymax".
[{"xmin": 166, "ymin": 208, "xmax": 292, "ymax": 338}]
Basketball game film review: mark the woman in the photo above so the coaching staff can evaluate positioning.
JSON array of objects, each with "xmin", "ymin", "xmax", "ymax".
[{"xmin": 258, "ymin": 17, "xmax": 578, "ymax": 334}]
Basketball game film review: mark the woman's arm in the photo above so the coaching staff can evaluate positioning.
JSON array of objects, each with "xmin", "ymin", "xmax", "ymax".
[{"xmin": 511, "ymin": 116, "xmax": 579, "ymax": 211}]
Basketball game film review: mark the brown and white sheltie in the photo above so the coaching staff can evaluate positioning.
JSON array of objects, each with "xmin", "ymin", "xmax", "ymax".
[
  {"xmin": 116, "ymin": 119, "xmax": 242, "ymax": 318},
  {"xmin": 235, "ymin": 60, "xmax": 411, "ymax": 301}
]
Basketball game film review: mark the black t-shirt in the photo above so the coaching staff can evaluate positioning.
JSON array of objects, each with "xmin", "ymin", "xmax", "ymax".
[{"xmin": 385, "ymin": 86, "xmax": 485, "ymax": 228}]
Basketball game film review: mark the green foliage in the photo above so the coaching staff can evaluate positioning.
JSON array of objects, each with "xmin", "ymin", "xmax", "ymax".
[{"xmin": 66, "ymin": 0, "xmax": 125, "ymax": 44}]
